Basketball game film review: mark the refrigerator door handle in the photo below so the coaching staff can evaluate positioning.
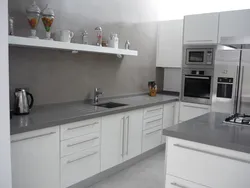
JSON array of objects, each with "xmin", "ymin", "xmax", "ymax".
[
  {"xmin": 234, "ymin": 66, "xmax": 240, "ymax": 114},
  {"xmin": 237, "ymin": 65, "xmax": 244, "ymax": 113}
]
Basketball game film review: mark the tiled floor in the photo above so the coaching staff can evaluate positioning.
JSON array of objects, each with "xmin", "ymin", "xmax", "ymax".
[{"xmin": 89, "ymin": 151, "xmax": 165, "ymax": 188}]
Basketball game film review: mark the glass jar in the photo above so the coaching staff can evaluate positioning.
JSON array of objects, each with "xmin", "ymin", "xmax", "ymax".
[
  {"xmin": 26, "ymin": 1, "xmax": 41, "ymax": 39},
  {"xmin": 41, "ymin": 4, "xmax": 55, "ymax": 40},
  {"xmin": 95, "ymin": 26, "xmax": 102, "ymax": 46}
]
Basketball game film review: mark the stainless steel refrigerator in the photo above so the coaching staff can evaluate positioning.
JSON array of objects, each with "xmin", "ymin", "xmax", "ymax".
[{"xmin": 212, "ymin": 36, "xmax": 250, "ymax": 114}]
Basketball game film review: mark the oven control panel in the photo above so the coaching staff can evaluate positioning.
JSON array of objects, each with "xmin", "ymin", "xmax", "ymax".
[{"xmin": 206, "ymin": 50, "xmax": 213, "ymax": 64}]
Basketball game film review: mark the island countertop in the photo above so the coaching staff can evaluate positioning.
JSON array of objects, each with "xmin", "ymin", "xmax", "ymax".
[
  {"xmin": 11, "ymin": 94, "xmax": 178, "ymax": 135},
  {"xmin": 163, "ymin": 112, "xmax": 250, "ymax": 154}
]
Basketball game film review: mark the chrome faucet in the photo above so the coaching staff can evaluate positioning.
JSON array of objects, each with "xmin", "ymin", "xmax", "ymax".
[{"xmin": 94, "ymin": 88, "xmax": 103, "ymax": 104}]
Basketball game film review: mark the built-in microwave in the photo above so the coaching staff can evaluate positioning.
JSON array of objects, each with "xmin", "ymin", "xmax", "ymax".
[{"xmin": 184, "ymin": 47, "xmax": 214, "ymax": 68}]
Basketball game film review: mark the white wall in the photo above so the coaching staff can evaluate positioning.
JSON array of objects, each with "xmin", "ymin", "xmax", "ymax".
[
  {"xmin": 164, "ymin": 68, "xmax": 182, "ymax": 92},
  {"xmin": 0, "ymin": 0, "xmax": 12, "ymax": 187}
]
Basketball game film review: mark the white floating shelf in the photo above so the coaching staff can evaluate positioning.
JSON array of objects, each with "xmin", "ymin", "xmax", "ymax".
[{"xmin": 9, "ymin": 36, "xmax": 138, "ymax": 56}]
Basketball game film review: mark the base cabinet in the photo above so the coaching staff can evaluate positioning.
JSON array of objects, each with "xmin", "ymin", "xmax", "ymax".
[
  {"xmin": 11, "ymin": 126, "xmax": 60, "ymax": 188},
  {"xmin": 123, "ymin": 110, "xmax": 143, "ymax": 161},
  {"xmin": 166, "ymin": 137, "xmax": 250, "ymax": 188},
  {"xmin": 101, "ymin": 113, "xmax": 124, "ymax": 171},
  {"xmin": 166, "ymin": 175, "xmax": 208, "ymax": 188},
  {"xmin": 101, "ymin": 110, "xmax": 143, "ymax": 171},
  {"xmin": 179, "ymin": 102, "xmax": 210, "ymax": 122},
  {"xmin": 162, "ymin": 103, "xmax": 175, "ymax": 143},
  {"xmin": 61, "ymin": 146, "xmax": 100, "ymax": 188},
  {"xmin": 142, "ymin": 126, "xmax": 162, "ymax": 152}
]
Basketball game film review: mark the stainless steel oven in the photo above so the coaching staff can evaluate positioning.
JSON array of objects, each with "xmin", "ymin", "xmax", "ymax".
[
  {"xmin": 183, "ymin": 46, "xmax": 215, "ymax": 68},
  {"xmin": 182, "ymin": 69, "xmax": 214, "ymax": 105}
]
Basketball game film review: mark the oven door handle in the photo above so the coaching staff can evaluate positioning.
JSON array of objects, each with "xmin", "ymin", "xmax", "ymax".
[{"xmin": 185, "ymin": 76, "xmax": 210, "ymax": 80}]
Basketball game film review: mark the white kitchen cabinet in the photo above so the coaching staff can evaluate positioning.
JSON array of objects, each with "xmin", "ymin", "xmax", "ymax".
[
  {"xmin": 184, "ymin": 12, "xmax": 219, "ymax": 44},
  {"xmin": 61, "ymin": 146, "xmax": 100, "ymax": 188},
  {"xmin": 11, "ymin": 126, "xmax": 60, "ymax": 188},
  {"xmin": 165, "ymin": 174, "xmax": 208, "ymax": 188},
  {"xmin": 167, "ymin": 137, "xmax": 250, "ymax": 188},
  {"xmin": 142, "ymin": 125, "xmax": 162, "ymax": 152},
  {"xmin": 156, "ymin": 19, "xmax": 183, "ymax": 68},
  {"xmin": 179, "ymin": 102, "xmax": 210, "ymax": 122},
  {"xmin": 101, "ymin": 113, "xmax": 124, "ymax": 171},
  {"xmin": 101, "ymin": 110, "xmax": 143, "ymax": 171},
  {"xmin": 123, "ymin": 110, "xmax": 143, "ymax": 161},
  {"xmin": 218, "ymin": 9, "xmax": 250, "ymax": 43},
  {"xmin": 162, "ymin": 102, "xmax": 175, "ymax": 143},
  {"xmin": 174, "ymin": 102, "xmax": 180, "ymax": 124}
]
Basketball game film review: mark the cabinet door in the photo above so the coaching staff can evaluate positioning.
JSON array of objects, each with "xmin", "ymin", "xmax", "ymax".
[
  {"xmin": 101, "ymin": 113, "xmax": 124, "ymax": 171},
  {"xmin": 123, "ymin": 109, "xmax": 143, "ymax": 161},
  {"xmin": 142, "ymin": 125, "xmax": 162, "ymax": 152},
  {"xmin": 11, "ymin": 126, "xmax": 60, "ymax": 188},
  {"xmin": 156, "ymin": 19, "xmax": 183, "ymax": 68},
  {"xmin": 166, "ymin": 174, "xmax": 208, "ymax": 188},
  {"xmin": 61, "ymin": 146, "xmax": 100, "ymax": 188},
  {"xmin": 219, "ymin": 9, "xmax": 250, "ymax": 43},
  {"xmin": 162, "ymin": 103, "xmax": 175, "ymax": 143},
  {"xmin": 174, "ymin": 102, "xmax": 180, "ymax": 124},
  {"xmin": 179, "ymin": 102, "xmax": 210, "ymax": 122},
  {"xmin": 167, "ymin": 137, "xmax": 250, "ymax": 188},
  {"xmin": 184, "ymin": 13, "xmax": 219, "ymax": 44}
]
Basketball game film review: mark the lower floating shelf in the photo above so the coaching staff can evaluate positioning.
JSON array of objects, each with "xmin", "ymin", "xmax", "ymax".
[{"xmin": 9, "ymin": 36, "xmax": 138, "ymax": 56}]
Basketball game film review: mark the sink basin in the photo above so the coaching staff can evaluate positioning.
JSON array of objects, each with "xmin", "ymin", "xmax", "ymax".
[{"xmin": 95, "ymin": 102, "xmax": 128, "ymax": 108}]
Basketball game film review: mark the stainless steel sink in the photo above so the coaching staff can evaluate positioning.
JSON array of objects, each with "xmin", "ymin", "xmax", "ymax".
[{"xmin": 95, "ymin": 102, "xmax": 128, "ymax": 108}]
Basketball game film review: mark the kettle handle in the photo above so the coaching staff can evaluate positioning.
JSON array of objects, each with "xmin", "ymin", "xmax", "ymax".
[{"xmin": 26, "ymin": 92, "xmax": 34, "ymax": 109}]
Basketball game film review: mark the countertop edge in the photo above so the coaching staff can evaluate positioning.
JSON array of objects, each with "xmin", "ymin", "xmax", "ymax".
[
  {"xmin": 163, "ymin": 129, "xmax": 250, "ymax": 154},
  {"xmin": 11, "ymin": 98, "xmax": 179, "ymax": 135}
]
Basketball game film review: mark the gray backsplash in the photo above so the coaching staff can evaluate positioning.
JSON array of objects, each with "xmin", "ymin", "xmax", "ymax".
[
  {"xmin": 9, "ymin": 22, "xmax": 162, "ymax": 105},
  {"xmin": 8, "ymin": 0, "xmax": 163, "ymax": 106}
]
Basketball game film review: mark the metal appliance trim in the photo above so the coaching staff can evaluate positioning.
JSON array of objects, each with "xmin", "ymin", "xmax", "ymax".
[
  {"xmin": 183, "ymin": 45, "xmax": 216, "ymax": 69},
  {"xmin": 181, "ymin": 68, "xmax": 214, "ymax": 105}
]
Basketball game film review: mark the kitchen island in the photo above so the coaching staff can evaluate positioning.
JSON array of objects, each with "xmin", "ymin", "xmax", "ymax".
[{"xmin": 163, "ymin": 112, "xmax": 250, "ymax": 188}]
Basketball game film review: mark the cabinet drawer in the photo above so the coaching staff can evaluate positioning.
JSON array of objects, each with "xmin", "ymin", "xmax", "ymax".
[
  {"xmin": 61, "ymin": 132, "xmax": 100, "ymax": 157},
  {"xmin": 61, "ymin": 146, "xmax": 100, "ymax": 188},
  {"xmin": 142, "ymin": 125, "xmax": 162, "ymax": 152},
  {"xmin": 144, "ymin": 105, "xmax": 163, "ymax": 119},
  {"xmin": 166, "ymin": 175, "xmax": 208, "ymax": 188},
  {"xmin": 60, "ymin": 118, "xmax": 101, "ymax": 140},
  {"xmin": 143, "ymin": 115, "xmax": 163, "ymax": 130},
  {"xmin": 167, "ymin": 138, "xmax": 250, "ymax": 188},
  {"xmin": 179, "ymin": 102, "xmax": 210, "ymax": 122}
]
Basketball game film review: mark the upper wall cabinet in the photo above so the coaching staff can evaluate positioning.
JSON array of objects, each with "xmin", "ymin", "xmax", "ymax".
[
  {"xmin": 184, "ymin": 13, "xmax": 219, "ymax": 45},
  {"xmin": 218, "ymin": 9, "xmax": 250, "ymax": 43},
  {"xmin": 156, "ymin": 19, "xmax": 183, "ymax": 68}
]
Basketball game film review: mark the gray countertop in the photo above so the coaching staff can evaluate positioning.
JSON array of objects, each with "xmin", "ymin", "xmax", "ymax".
[
  {"xmin": 11, "ymin": 94, "xmax": 178, "ymax": 135},
  {"xmin": 163, "ymin": 112, "xmax": 250, "ymax": 154}
]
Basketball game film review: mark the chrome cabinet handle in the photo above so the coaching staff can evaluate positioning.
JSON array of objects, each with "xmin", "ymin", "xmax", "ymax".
[
  {"xmin": 67, "ymin": 137, "xmax": 99, "ymax": 147},
  {"xmin": 126, "ymin": 116, "xmax": 129, "ymax": 155},
  {"xmin": 120, "ymin": 117, "xmax": 125, "ymax": 157},
  {"xmin": 11, "ymin": 132, "xmax": 56, "ymax": 143},
  {"xmin": 146, "ymin": 118, "xmax": 162, "ymax": 124},
  {"xmin": 237, "ymin": 65, "xmax": 244, "ymax": 112},
  {"xmin": 185, "ymin": 76, "xmax": 210, "ymax": 80},
  {"xmin": 147, "ymin": 108, "xmax": 162, "ymax": 112},
  {"xmin": 174, "ymin": 144, "xmax": 250, "ymax": 164},
  {"xmin": 67, "ymin": 152, "xmax": 97, "ymax": 164},
  {"xmin": 171, "ymin": 182, "xmax": 189, "ymax": 188},
  {"xmin": 145, "ymin": 129, "xmax": 161, "ymax": 136},
  {"xmin": 186, "ymin": 40, "xmax": 213, "ymax": 42},
  {"xmin": 67, "ymin": 122, "xmax": 99, "ymax": 130},
  {"xmin": 183, "ymin": 104, "xmax": 209, "ymax": 110}
]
